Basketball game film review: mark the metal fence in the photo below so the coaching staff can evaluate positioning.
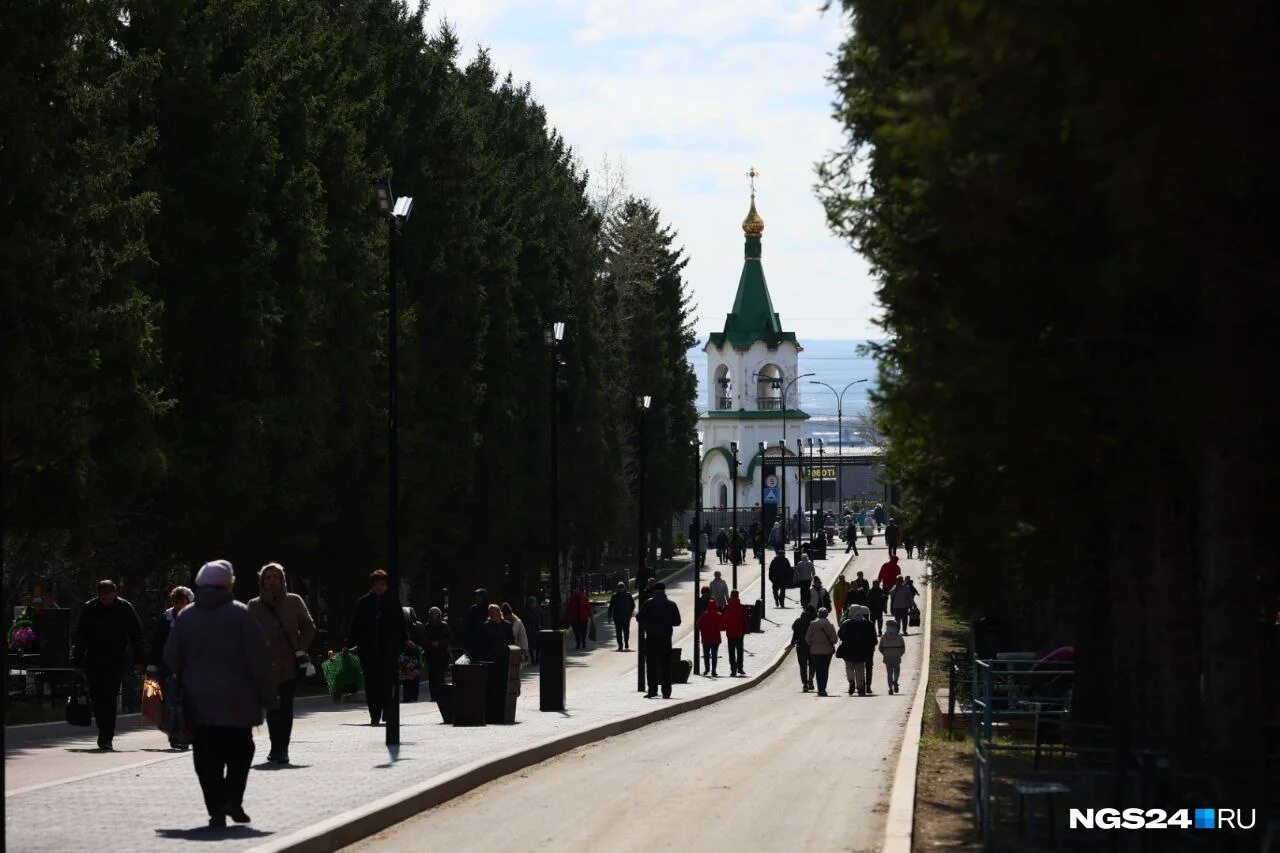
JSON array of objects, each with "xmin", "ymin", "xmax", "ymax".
[{"xmin": 971, "ymin": 656, "xmax": 1074, "ymax": 743}]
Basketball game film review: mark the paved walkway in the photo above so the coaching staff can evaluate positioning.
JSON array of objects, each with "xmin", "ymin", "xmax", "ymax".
[{"xmin": 3, "ymin": 543, "xmax": 902, "ymax": 851}]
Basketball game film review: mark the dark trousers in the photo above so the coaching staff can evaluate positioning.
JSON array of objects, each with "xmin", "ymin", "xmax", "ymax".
[
  {"xmin": 402, "ymin": 678, "xmax": 420, "ymax": 702},
  {"xmin": 87, "ymin": 668, "xmax": 124, "ymax": 745},
  {"xmin": 645, "ymin": 637, "xmax": 673, "ymax": 696},
  {"xmin": 797, "ymin": 579, "xmax": 811, "ymax": 604},
  {"xmin": 571, "ymin": 620, "xmax": 588, "ymax": 649},
  {"xmin": 892, "ymin": 607, "xmax": 909, "ymax": 633},
  {"xmin": 427, "ymin": 659, "xmax": 447, "ymax": 701},
  {"xmin": 795, "ymin": 646, "xmax": 811, "ymax": 687},
  {"xmin": 811, "ymin": 653, "xmax": 833, "ymax": 693},
  {"xmin": 265, "ymin": 679, "xmax": 296, "ymax": 757},
  {"xmin": 192, "ymin": 725, "xmax": 254, "ymax": 818},
  {"xmin": 728, "ymin": 637, "xmax": 744, "ymax": 673},
  {"xmin": 866, "ymin": 655, "xmax": 875, "ymax": 690},
  {"xmin": 871, "ymin": 610, "xmax": 884, "ymax": 635},
  {"xmin": 703, "ymin": 642, "xmax": 720, "ymax": 675},
  {"xmin": 361, "ymin": 654, "xmax": 389, "ymax": 724},
  {"xmin": 772, "ymin": 583, "xmax": 785, "ymax": 607},
  {"xmin": 613, "ymin": 619, "xmax": 631, "ymax": 649}
]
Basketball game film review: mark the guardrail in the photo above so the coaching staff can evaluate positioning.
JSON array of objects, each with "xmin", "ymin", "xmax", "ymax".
[{"xmin": 971, "ymin": 657, "xmax": 1073, "ymax": 743}]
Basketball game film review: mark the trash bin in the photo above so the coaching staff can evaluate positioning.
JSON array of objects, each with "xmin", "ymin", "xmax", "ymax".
[
  {"xmin": 483, "ymin": 646, "xmax": 521, "ymax": 724},
  {"xmin": 670, "ymin": 647, "xmax": 691, "ymax": 684},
  {"xmin": 451, "ymin": 662, "xmax": 488, "ymax": 727},
  {"xmin": 434, "ymin": 682, "xmax": 454, "ymax": 724},
  {"xmin": 747, "ymin": 601, "xmax": 763, "ymax": 633}
]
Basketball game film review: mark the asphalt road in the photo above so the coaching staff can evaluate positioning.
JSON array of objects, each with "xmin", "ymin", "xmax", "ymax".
[{"xmin": 351, "ymin": 549, "xmax": 925, "ymax": 853}]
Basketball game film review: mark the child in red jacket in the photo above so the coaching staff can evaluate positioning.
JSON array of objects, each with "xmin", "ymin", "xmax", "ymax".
[
  {"xmin": 721, "ymin": 591, "xmax": 749, "ymax": 677},
  {"xmin": 697, "ymin": 599, "xmax": 724, "ymax": 677}
]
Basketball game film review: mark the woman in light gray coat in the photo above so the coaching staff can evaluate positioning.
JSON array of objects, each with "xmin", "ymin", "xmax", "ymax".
[
  {"xmin": 803, "ymin": 608, "xmax": 839, "ymax": 696},
  {"xmin": 165, "ymin": 560, "xmax": 274, "ymax": 830},
  {"xmin": 248, "ymin": 562, "xmax": 316, "ymax": 765},
  {"xmin": 879, "ymin": 620, "xmax": 906, "ymax": 694}
]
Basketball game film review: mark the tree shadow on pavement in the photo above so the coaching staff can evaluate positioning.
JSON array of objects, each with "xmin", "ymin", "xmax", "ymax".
[{"xmin": 155, "ymin": 827, "xmax": 273, "ymax": 841}]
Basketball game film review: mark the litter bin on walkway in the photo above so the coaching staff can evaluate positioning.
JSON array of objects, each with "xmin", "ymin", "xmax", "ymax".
[
  {"xmin": 483, "ymin": 646, "xmax": 522, "ymax": 725},
  {"xmin": 670, "ymin": 647, "xmax": 691, "ymax": 684},
  {"xmin": 747, "ymin": 600, "xmax": 763, "ymax": 633},
  {"xmin": 434, "ymin": 682, "xmax": 454, "ymax": 724},
  {"xmin": 452, "ymin": 662, "xmax": 488, "ymax": 727}
]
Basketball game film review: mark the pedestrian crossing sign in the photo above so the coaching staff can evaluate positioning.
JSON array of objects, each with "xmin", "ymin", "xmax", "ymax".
[{"xmin": 763, "ymin": 486, "xmax": 779, "ymax": 504}]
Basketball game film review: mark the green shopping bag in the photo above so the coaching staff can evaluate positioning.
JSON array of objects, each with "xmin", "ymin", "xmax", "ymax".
[{"xmin": 322, "ymin": 648, "xmax": 365, "ymax": 697}]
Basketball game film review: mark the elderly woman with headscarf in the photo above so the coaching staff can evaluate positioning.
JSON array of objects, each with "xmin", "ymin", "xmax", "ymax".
[{"xmin": 248, "ymin": 562, "xmax": 316, "ymax": 764}]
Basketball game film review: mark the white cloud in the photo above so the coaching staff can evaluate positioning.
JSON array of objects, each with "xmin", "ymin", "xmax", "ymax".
[{"xmin": 423, "ymin": 0, "xmax": 879, "ymax": 340}]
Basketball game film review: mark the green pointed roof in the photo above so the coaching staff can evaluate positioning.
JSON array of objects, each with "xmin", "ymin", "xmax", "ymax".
[{"xmin": 706, "ymin": 195, "xmax": 799, "ymax": 351}]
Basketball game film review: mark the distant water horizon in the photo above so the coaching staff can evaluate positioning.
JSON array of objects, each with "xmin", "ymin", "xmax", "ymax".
[{"xmin": 688, "ymin": 338, "xmax": 883, "ymax": 443}]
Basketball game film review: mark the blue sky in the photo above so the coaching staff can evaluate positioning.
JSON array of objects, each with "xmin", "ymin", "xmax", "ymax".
[{"xmin": 420, "ymin": 0, "xmax": 881, "ymax": 341}]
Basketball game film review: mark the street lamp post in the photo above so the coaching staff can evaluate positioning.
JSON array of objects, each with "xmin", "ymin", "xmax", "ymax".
[
  {"xmin": 693, "ymin": 435, "xmax": 702, "ymax": 676},
  {"xmin": 540, "ymin": 321, "xmax": 567, "ymax": 712},
  {"xmin": 778, "ymin": 439, "xmax": 787, "ymax": 565},
  {"xmin": 758, "ymin": 441, "xmax": 767, "ymax": 619},
  {"xmin": 809, "ymin": 379, "xmax": 868, "ymax": 517},
  {"xmin": 371, "ymin": 177, "xmax": 412, "ymax": 748},
  {"xmin": 795, "ymin": 437, "xmax": 804, "ymax": 560},
  {"xmin": 636, "ymin": 394, "xmax": 651, "ymax": 693},
  {"xmin": 806, "ymin": 438, "xmax": 814, "ymax": 547},
  {"xmin": 730, "ymin": 441, "xmax": 739, "ymax": 589}
]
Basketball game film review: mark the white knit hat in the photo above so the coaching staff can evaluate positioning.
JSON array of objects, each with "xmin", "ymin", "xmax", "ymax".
[{"xmin": 195, "ymin": 559, "xmax": 234, "ymax": 587}]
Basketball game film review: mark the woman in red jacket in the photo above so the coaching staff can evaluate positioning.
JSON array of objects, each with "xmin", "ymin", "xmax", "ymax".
[
  {"xmin": 697, "ymin": 599, "xmax": 724, "ymax": 677},
  {"xmin": 565, "ymin": 585, "xmax": 593, "ymax": 650},
  {"xmin": 721, "ymin": 591, "xmax": 749, "ymax": 677}
]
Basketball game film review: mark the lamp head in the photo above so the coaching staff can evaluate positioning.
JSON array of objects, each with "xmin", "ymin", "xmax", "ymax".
[
  {"xmin": 371, "ymin": 177, "xmax": 392, "ymax": 214},
  {"xmin": 553, "ymin": 321, "xmax": 565, "ymax": 342},
  {"xmin": 393, "ymin": 196, "xmax": 414, "ymax": 220}
]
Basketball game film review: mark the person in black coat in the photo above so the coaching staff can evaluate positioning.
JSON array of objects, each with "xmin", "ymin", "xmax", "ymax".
[
  {"xmin": 768, "ymin": 552, "xmax": 792, "ymax": 608},
  {"xmin": 636, "ymin": 583, "xmax": 682, "ymax": 698},
  {"xmin": 885, "ymin": 518, "xmax": 901, "ymax": 557},
  {"xmin": 344, "ymin": 570, "xmax": 406, "ymax": 726},
  {"xmin": 606, "ymin": 583, "xmax": 635, "ymax": 651},
  {"xmin": 867, "ymin": 580, "xmax": 888, "ymax": 636},
  {"xmin": 422, "ymin": 607, "xmax": 451, "ymax": 701},
  {"xmin": 462, "ymin": 588, "xmax": 489, "ymax": 661},
  {"xmin": 837, "ymin": 613, "xmax": 879, "ymax": 696},
  {"xmin": 790, "ymin": 605, "xmax": 817, "ymax": 692},
  {"xmin": 73, "ymin": 580, "xmax": 146, "ymax": 750}
]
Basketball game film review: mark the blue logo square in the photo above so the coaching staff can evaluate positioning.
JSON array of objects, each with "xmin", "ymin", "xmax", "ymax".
[{"xmin": 1194, "ymin": 809, "xmax": 1215, "ymax": 829}]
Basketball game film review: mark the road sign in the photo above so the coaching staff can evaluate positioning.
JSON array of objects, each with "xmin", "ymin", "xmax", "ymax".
[
  {"xmin": 763, "ymin": 486, "xmax": 779, "ymax": 504},
  {"xmin": 764, "ymin": 474, "xmax": 778, "ymax": 488}
]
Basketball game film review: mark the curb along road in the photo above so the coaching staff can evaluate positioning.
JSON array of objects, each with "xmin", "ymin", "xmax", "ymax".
[{"xmin": 881, "ymin": 572, "xmax": 934, "ymax": 852}]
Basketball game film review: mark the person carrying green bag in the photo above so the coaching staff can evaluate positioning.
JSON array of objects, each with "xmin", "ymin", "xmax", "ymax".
[{"xmin": 322, "ymin": 648, "xmax": 364, "ymax": 698}]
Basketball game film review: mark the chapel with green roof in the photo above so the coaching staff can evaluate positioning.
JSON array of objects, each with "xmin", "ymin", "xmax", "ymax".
[{"xmin": 698, "ymin": 184, "xmax": 808, "ymax": 514}]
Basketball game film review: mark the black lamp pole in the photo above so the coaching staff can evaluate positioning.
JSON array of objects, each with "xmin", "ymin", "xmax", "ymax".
[
  {"xmin": 795, "ymin": 437, "xmax": 804, "ymax": 560},
  {"xmin": 540, "ymin": 322, "xmax": 566, "ymax": 712},
  {"xmin": 810, "ymin": 379, "xmax": 867, "ymax": 518},
  {"xmin": 758, "ymin": 441, "xmax": 766, "ymax": 619},
  {"xmin": 778, "ymin": 439, "xmax": 787, "ymax": 560},
  {"xmin": 818, "ymin": 439, "xmax": 825, "ymax": 536},
  {"xmin": 372, "ymin": 177, "xmax": 411, "ymax": 748},
  {"xmin": 730, "ymin": 441, "xmax": 739, "ymax": 589},
  {"xmin": 693, "ymin": 436, "xmax": 702, "ymax": 676},
  {"xmin": 636, "ymin": 395, "xmax": 650, "ymax": 693},
  {"xmin": 806, "ymin": 438, "xmax": 815, "ymax": 547}
]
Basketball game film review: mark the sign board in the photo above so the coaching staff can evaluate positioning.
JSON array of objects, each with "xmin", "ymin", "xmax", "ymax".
[
  {"xmin": 806, "ymin": 466, "xmax": 837, "ymax": 481},
  {"xmin": 764, "ymin": 474, "xmax": 778, "ymax": 488},
  {"xmin": 762, "ymin": 486, "xmax": 779, "ymax": 504}
]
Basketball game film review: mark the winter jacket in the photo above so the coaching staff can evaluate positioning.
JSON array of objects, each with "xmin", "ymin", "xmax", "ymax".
[
  {"xmin": 885, "ymin": 522, "xmax": 901, "ymax": 548},
  {"xmin": 768, "ymin": 554, "xmax": 793, "ymax": 585},
  {"xmin": 565, "ymin": 591, "xmax": 592, "ymax": 623},
  {"xmin": 768, "ymin": 525, "xmax": 785, "ymax": 548},
  {"xmin": 791, "ymin": 610, "xmax": 816, "ymax": 650},
  {"xmin": 248, "ymin": 588, "xmax": 317, "ymax": 686},
  {"xmin": 721, "ymin": 598, "xmax": 748, "ymax": 639},
  {"xmin": 164, "ymin": 586, "xmax": 274, "ymax": 728},
  {"xmin": 607, "ymin": 591, "xmax": 635, "ymax": 622},
  {"xmin": 715, "ymin": 532, "xmax": 728, "ymax": 550},
  {"xmin": 637, "ymin": 592, "xmax": 682, "ymax": 641},
  {"xmin": 879, "ymin": 622, "xmax": 906, "ymax": 662},
  {"xmin": 837, "ymin": 617, "xmax": 878, "ymax": 663},
  {"xmin": 697, "ymin": 600, "xmax": 724, "ymax": 645},
  {"xmin": 890, "ymin": 582, "xmax": 916, "ymax": 610},
  {"xmin": 831, "ymin": 577, "xmax": 850, "ymax": 611},
  {"xmin": 346, "ymin": 590, "xmax": 407, "ymax": 665},
  {"xmin": 847, "ymin": 587, "xmax": 868, "ymax": 608},
  {"xmin": 873, "ymin": 505, "xmax": 885, "ymax": 525},
  {"xmin": 793, "ymin": 556, "xmax": 815, "ymax": 583},
  {"xmin": 73, "ymin": 597, "xmax": 145, "ymax": 671},
  {"xmin": 698, "ymin": 532, "xmax": 711, "ymax": 554},
  {"xmin": 482, "ymin": 619, "xmax": 516, "ymax": 663},
  {"xmin": 877, "ymin": 559, "xmax": 901, "ymax": 589},
  {"xmin": 851, "ymin": 575, "xmax": 870, "ymax": 594},
  {"xmin": 866, "ymin": 586, "xmax": 887, "ymax": 615},
  {"xmin": 148, "ymin": 608, "xmax": 178, "ymax": 677},
  {"xmin": 804, "ymin": 616, "xmax": 839, "ymax": 655},
  {"xmin": 807, "ymin": 584, "xmax": 832, "ymax": 613},
  {"xmin": 423, "ymin": 621, "xmax": 452, "ymax": 665},
  {"xmin": 709, "ymin": 577, "xmax": 729, "ymax": 608}
]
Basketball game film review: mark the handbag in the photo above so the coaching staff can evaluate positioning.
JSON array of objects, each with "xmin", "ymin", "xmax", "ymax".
[
  {"xmin": 265, "ymin": 601, "xmax": 313, "ymax": 680},
  {"xmin": 141, "ymin": 676, "xmax": 164, "ymax": 726},
  {"xmin": 909, "ymin": 605, "xmax": 921, "ymax": 627},
  {"xmin": 65, "ymin": 683, "xmax": 92, "ymax": 727},
  {"xmin": 322, "ymin": 648, "xmax": 365, "ymax": 697}
]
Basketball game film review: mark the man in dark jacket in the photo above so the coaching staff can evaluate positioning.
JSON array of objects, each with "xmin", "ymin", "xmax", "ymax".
[
  {"xmin": 606, "ymin": 582, "xmax": 635, "ymax": 651},
  {"xmin": 790, "ymin": 605, "xmax": 817, "ymax": 692},
  {"xmin": 885, "ymin": 517, "xmax": 901, "ymax": 557},
  {"xmin": 73, "ymin": 579, "xmax": 145, "ymax": 750},
  {"xmin": 164, "ymin": 560, "xmax": 274, "ymax": 829},
  {"xmin": 636, "ymin": 583, "xmax": 681, "ymax": 698},
  {"xmin": 462, "ymin": 588, "xmax": 489, "ymax": 661},
  {"xmin": 837, "ymin": 611, "xmax": 879, "ymax": 696},
  {"xmin": 345, "ymin": 570, "xmax": 406, "ymax": 726},
  {"xmin": 768, "ymin": 552, "xmax": 792, "ymax": 608},
  {"xmin": 867, "ymin": 580, "xmax": 888, "ymax": 636},
  {"xmin": 845, "ymin": 520, "xmax": 860, "ymax": 554}
]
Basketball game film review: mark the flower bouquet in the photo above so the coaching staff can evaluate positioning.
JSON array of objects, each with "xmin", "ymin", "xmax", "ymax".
[
  {"xmin": 399, "ymin": 642, "xmax": 424, "ymax": 681},
  {"xmin": 7, "ymin": 608, "xmax": 36, "ymax": 652}
]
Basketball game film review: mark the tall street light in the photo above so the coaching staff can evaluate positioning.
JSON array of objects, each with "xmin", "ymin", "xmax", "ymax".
[
  {"xmin": 693, "ymin": 435, "xmax": 702, "ymax": 676},
  {"xmin": 778, "ymin": 439, "xmax": 787, "ymax": 562},
  {"xmin": 371, "ymin": 177, "xmax": 412, "ymax": 748},
  {"xmin": 730, "ymin": 441, "xmax": 740, "ymax": 589},
  {"xmin": 541, "ymin": 321, "xmax": 566, "ymax": 712},
  {"xmin": 636, "ymin": 394, "xmax": 651, "ymax": 693},
  {"xmin": 818, "ymin": 438, "xmax": 825, "ymax": 538},
  {"xmin": 810, "ymin": 378, "xmax": 868, "ymax": 515},
  {"xmin": 758, "ymin": 440, "xmax": 767, "ymax": 620},
  {"xmin": 794, "ymin": 437, "xmax": 804, "ymax": 560},
  {"xmin": 806, "ymin": 438, "xmax": 815, "ymax": 548}
]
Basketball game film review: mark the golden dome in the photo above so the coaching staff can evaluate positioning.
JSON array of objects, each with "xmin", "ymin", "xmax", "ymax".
[{"xmin": 742, "ymin": 194, "xmax": 764, "ymax": 236}]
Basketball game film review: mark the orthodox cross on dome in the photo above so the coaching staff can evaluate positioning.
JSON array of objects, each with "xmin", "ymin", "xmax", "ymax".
[{"xmin": 745, "ymin": 166, "xmax": 760, "ymax": 196}]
